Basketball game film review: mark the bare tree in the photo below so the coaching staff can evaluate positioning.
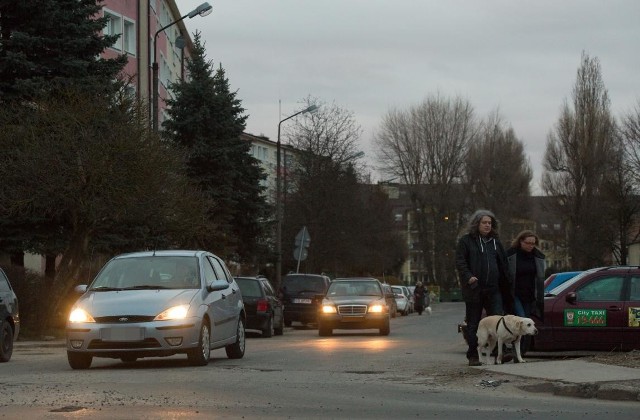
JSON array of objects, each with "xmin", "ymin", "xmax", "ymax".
[
  {"xmin": 281, "ymin": 96, "xmax": 403, "ymax": 276},
  {"xmin": 375, "ymin": 94, "xmax": 479, "ymax": 289},
  {"xmin": 465, "ymin": 111, "xmax": 533, "ymax": 241},
  {"xmin": 542, "ymin": 52, "xmax": 617, "ymax": 268}
]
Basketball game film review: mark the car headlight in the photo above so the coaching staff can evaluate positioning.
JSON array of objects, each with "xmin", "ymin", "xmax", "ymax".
[
  {"xmin": 369, "ymin": 304, "xmax": 384, "ymax": 313},
  {"xmin": 69, "ymin": 308, "xmax": 95, "ymax": 323},
  {"xmin": 155, "ymin": 305, "xmax": 190, "ymax": 321},
  {"xmin": 321, "ymin": 305, "xmax": 337, "ymax": 314}
]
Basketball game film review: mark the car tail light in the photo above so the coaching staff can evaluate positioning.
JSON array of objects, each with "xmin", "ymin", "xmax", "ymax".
[{"xmin": 256, "ymin": 299, "xmax": 269, "ymax": 312}]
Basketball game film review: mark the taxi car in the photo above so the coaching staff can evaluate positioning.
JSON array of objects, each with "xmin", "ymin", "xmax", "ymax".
[
  {"xmin": 317, "ymin": 277, "xmax": 391, "ymax": 336},
  {"xmin": 531, "ymin": 266, "xmax": 640, "ymax": 352},
  {"xmin": 0, "ymin": 267, "xmax": 19, "ymax": 362}
]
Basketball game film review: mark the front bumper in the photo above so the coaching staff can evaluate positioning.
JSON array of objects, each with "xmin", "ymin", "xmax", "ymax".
[
  {"xmin": 318, "ymin": 311, "xmax": 388, "ymax": 330},
  {"xmin": 66, "ymin": 316, "xmax": 201, "ymax": 358}
]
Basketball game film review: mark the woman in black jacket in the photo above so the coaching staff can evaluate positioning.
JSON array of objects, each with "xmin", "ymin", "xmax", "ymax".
[{"xmin": 506, "ymin": 230, "xmax": 546, "ymax": 320}]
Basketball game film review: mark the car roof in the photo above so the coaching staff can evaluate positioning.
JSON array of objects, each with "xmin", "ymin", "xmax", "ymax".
[
  {"xmin": 113, "ymin": 250, "xmax": 210, "ymax": 259},
  {"xmin": 547, "ymin": 266, "xmax": 640, "ymax": 295}
]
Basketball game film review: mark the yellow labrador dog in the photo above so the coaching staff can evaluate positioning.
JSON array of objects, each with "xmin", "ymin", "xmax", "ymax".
[{"xmin": 476, "ymin": 315, "xmax": 538, "ymax": 365}]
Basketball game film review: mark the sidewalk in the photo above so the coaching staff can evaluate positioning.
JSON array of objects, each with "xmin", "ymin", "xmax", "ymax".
[{"xmin": 477, "ymin": 355, "xmax": 640, "ymax": 401}]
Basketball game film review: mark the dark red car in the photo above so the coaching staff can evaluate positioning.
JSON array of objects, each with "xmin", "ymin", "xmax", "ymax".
[{"xmin": 531, "ymin": 266, "xmax": 640, "ymax": 352}]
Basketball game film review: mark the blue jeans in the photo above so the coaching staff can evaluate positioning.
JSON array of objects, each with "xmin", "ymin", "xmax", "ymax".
[
  {"xmin": 514, "ymin": 297, "xmax": 533, "ymax": 318},
  {"xmin": 465, "ymin": 289, "xmax": 503, "ymax": 359}
]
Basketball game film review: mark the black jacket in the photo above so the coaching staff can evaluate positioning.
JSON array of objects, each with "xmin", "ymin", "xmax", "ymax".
[
  {"xmin": 455, "ymin": 233, "xmax": 512, "ymax": 310},
  {"xmin": 506, "ymin": 247, "xmax": 546, "ymax": 319}
]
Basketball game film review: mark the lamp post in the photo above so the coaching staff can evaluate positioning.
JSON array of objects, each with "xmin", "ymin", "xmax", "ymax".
[
  {"xmin": 275, "ymin": 104, "xmax": 318, "ymax": 288},
  {"xmin": 152, "ymin": 2, "xmax": 212, "ymax": 132}
]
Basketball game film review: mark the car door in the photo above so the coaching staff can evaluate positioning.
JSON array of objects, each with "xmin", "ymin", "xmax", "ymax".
[
  {"xmin": 208, "ymin": 256, "xmax": 240, "ymax": 340},
  {"xmin": 200, "ymin": 257, "xmax": 227, "ymax": 345},
  {"xmin": 262, "ymin": 279, "xmax": 283, "ymax": 326},
  {"xmin": 553, "ymin": 274, "xmax": 625, "ymax": 350},
  {"xmin": 622, "ymin": 275, "xmax": 640, "ymax": 350}
]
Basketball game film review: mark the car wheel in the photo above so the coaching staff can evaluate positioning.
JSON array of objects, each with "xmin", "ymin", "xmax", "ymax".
[
  {"xmin": 225, "ymin": 318, "xmax": 246, "ymax": 359},
  {"xmin": 187, "ymin": 320, "xmax": 211, "ymax": 366},
  {"xmin": 67, "ymin": 351, "xmax": 92, "ymax": 369},
  {"xmin": 274, "ymin": 314, "xmax": 284, "ymax": 336},
  {"xmin": 262, "ymin": 315, "xmax": 274, "ymax": 338},
  {"xmin": 0, "ymin": 320, "xmax": 14, "ymax": 363},
  {"xmin": 318, "ymin": 323, "xmax": 332, "ymax": 336},
  {"xmin": 379, "ymin": 318, "xmax": 390, "ymax": 336},
  {"xmin": 120, "ymin": 356, "xmax": 138, "ymax": 363}
]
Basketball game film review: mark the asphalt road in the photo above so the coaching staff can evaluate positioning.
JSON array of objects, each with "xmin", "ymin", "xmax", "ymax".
[{"xmin": 2, "ymin": 302, "xmax": 638, "ymax": 419}]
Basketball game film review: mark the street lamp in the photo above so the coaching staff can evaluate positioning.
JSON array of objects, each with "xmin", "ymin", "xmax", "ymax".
[
  {"xmin": 152, "ymin": 2, "xmax": 213, "ymax": 132},
  {"xmin": 275, "ymin": 104, "xmax": 318, "ymax": 288}
]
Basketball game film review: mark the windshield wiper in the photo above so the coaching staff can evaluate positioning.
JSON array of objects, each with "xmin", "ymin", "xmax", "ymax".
[
  {"xmin": 91, "ymin": 286, "xmax": 123, "ymax": 292},
  {"xmin": 124, "ymin": 285, "xmax": 171, "ymax": 290}
]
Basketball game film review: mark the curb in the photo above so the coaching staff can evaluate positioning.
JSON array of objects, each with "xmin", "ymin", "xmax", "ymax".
[{"xmin": 519, "ymin": 381, "xmax": 640, "ymax": 402}]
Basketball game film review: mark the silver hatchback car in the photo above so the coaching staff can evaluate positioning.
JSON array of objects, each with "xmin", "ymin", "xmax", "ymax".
[{"xmin": 66, "ymin": 250, "xmax": 246, "ymax": 369}]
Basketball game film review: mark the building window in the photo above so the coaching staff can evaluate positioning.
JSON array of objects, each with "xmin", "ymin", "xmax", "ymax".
[
  {"xmin": 554, "ymin": 223, "xmax": 561, "ymax": 230},
  {"xmin": 394, "ymin": 213, "xmax": 403, "ymax": 222},
  {"xmin": 103, "ymin": 10, "xmax": 136, "ymax": 56}
]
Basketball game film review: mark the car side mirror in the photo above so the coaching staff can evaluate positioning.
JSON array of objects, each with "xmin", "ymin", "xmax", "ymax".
[
  {"xmin": 565, "ymin": 291, "xmax": 577, "ymax": 305},
  {"xmin": 207, "ymin": 280, "xmax": 230, "ymax": 292},
  {"xmin": 74, "ymin": 285, "xmax": 88, "ymax": 294}
]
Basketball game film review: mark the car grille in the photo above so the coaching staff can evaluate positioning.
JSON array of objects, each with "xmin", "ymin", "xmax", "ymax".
[
  {"xmin": 87, "ymin": 338, "xmax": 161, "ymax": 349},
  {"xmin": 337, "ymin": 305, "xmax": 367, "ymax": 316},
  {"xmin": 94, "ymin": 316, "xmax": 155, "ymax": 323}
]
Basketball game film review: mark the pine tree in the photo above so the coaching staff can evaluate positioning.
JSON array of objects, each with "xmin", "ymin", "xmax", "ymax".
[
  {"xmin": 163, "ymin": 31, "xmax": 268, "ymax": 262},
  {"xmin": 0, "ymin": 0, "xmax": 126, "ymax": 102}
]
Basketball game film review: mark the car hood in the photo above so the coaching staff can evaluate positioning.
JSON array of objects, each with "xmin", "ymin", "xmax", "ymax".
[
  {"xmin": 75, "ymin": 289, "xmax": 198, "ymax": 317},
  {"xmin": 325, "ymin": 296, "xmax": 385, "ymax": 306}
]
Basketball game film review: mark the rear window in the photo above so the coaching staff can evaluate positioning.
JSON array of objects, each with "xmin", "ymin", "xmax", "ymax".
[
  {"xmin": 236, "ymin": 278, "xmax": 262, "ymax": 297},
  {"xmin": 282, "ymin": 275, "xmax": 327, "ymax": 294}
]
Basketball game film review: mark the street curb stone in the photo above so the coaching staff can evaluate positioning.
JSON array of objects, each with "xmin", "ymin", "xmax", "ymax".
[{"xmin": 596, "ymin": 383, "xmax": 640, "ymax": 401}]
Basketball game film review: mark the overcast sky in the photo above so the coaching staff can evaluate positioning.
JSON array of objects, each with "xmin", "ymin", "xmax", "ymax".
[{"xmin": 179, "ymin": 0, "xmax": 640, "ymax": 192}]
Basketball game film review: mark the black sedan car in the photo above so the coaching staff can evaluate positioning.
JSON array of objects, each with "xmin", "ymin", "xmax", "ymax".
[
  {"xmin": 0, "ymin": 267, "xmax": 20, "ymax": 362},
  {"xmin": 317, "ymin": 277, "xmax": 391, "ymax": 336},
  {"xmin": 236, "ymin": 276, "xmax": 284, "ymax": 337},
  {"xmin": 531, "ymin": 266, "xmax": 640, "ymax": 352}
]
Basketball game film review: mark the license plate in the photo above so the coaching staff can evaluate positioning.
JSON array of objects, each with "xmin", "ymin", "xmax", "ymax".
[
  {"xmin": 293, "ymin": 298, "xmax": 312, "ymax": 304},
  {"xmin": 102, "ymin": 327, "xmax": 144, "ymax": 341}
]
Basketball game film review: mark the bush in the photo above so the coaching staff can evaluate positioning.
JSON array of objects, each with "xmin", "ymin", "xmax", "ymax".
[{"xmin": 1, "ymin": 265, "xmax": 66, "ymax": 339}]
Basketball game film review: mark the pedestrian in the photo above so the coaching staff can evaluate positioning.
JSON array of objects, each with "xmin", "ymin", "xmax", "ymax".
[
  {"xmin": 506, "ymin": 230, "xmax": 545, "ymax": 353},
  {"xmin": 413, "ymin": 281, "xmax": 427, "ymax": 315},
  {"xmin": 455, "ymin": 209, "xmax": 513, "ymax": 366}
]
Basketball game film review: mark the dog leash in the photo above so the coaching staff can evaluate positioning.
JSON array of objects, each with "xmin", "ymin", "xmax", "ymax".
[{"xmin": 496, "ymin": 316, "xmax": 515, "ymax": 336}]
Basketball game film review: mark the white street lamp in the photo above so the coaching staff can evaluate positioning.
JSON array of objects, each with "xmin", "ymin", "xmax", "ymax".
[{"xmin": 152, "ymin": 2, "xmax": 213, "ymax": 132}]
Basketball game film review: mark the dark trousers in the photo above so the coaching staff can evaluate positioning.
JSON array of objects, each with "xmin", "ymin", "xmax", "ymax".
[{"xmin": 465, "ymin": 289, "xmax": 503, "ymax": 359}]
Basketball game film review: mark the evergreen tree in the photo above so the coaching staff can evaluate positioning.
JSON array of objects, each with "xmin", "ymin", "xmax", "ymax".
[
  {"xmin": 0, "ymin": 0, "xmax": 126, "ymax": 102},
  {"xmin": 163, "ymin": 31, "xmax": 268, "ymax": 262}
]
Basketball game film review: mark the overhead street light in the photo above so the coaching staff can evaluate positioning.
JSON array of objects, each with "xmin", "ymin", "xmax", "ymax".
[
  {"xmin": 152, "ymin": 2, "xmax": 213, "ymax": 132},
  {"xmin": 275, "ymin": 104, "xmax": 319, "ymax": 288}
]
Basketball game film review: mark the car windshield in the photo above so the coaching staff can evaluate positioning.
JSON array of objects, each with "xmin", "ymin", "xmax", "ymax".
[
  {"xmin": 282, "ymin": 275, "xmax": 326, "ymax": 293},
  {"xmin": 546, "ymin": 268, "xmax": 600, "ymax": 296},
  {"xmin": 90, "ymin": 256, "xmax": 200, "ymax": 290},
  {"xmin": 391, "ymin": 286, "xmax": 405, "ymax": 297},
  {"xmin": 327, "ymin": 281, "xmax": 381, "ymax": 297}
]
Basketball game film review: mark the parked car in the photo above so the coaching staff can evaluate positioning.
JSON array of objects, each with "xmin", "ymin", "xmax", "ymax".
[
  {"xmin": 318, "ymin": 277, "xmax": 391, "ymax": 336},
  {"xmin": 236, "ymin": 276, "xmax": 284, "ymax": 338},
  {"xmin": 401, "ymin": 285, "xmax": 415, "ymax": 314},
  {"xmin": 0, "ymin": 268, "xmax": 19, "ymax": 362},
  {"xmin": 531, "ymin": 266, "xmax": 640, "ymax": 352},
  {"xmin": 66, "ymin": 250, "xmax": 246, "ymax": 369},
  {"xmin": 280, "ymin": 273, "xmax": 331, "ymax": 327},
  {"xmin": 391, "ymin": 285, "xmax": 411, "ymax": 316},
  {"xmin": 382, "ymin": 284, "xmax": 398, "ymax": 317},
  {"xmin": 544, "ymin": 271, "xmax": 582, "ymax": 293}
]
